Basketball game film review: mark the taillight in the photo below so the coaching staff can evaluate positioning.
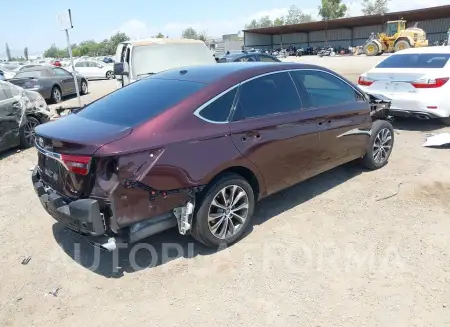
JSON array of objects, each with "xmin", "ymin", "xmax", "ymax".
[
  {"xmin": 358, "ymin": 76, "xmax": 374, "ymax": 86},
  {"xmin": 24, "ymin": 79, "xmax": 41, "ymax": 89},
  {"xmin": 61, "ymin": 154, "xmax": 92, "ymax": 175},
  {"xmin": 411, "ymin": 77, "xmax": 449, "ymax": 88}
]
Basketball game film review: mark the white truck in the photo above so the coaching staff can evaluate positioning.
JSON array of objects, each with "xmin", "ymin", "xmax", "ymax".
[{"xmin": 113, "ymin": 38, "xmax": 216, "ymax": 88}]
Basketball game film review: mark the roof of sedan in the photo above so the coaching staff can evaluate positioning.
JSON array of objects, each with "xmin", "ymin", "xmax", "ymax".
[
  {"xmin": 20, "ymin": 65, "xmax": 51, "ymax": 71},
  {"xmin": 151, "ymin": 62, "xmax": 321, "ymax": 84}
]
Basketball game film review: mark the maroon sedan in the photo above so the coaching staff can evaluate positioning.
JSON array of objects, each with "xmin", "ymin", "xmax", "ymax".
[{"xmin": 32, "ymin": 62, "xmax": 394, "ymax": 250}]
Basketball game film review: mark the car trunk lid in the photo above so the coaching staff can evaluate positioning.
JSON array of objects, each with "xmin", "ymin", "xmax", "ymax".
[
  {"xmin": 9, "ymin": 77, "xmax": 40, "ymax": 89},
  {"xmin": 364, "ymin": 68, "xmax": 439, "ymax": 93},
  {"xmin": 34, "ymin": 114, "xmax": 132, "ymax": 199}
]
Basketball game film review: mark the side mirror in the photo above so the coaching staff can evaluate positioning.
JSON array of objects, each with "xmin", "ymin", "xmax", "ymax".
[{"xmin": 114, "ymin": 62, "xmax": 129, "ymax": 76}]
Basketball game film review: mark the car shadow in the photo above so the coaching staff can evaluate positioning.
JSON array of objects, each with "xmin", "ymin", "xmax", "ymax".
[
  {"xmin": 53, "ymin": 163, "xmax": 362, "ymax": 278},
  {"xmin": 393, "ymin": 117, "xmax": 446, "ymax": 132},
  {"xmin": 0, "ymin": 146, "xmax": 22, "ymax": 160}
]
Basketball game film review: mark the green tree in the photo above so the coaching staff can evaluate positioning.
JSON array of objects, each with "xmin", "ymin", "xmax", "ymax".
[
  {"xmin": 273, "ymin": 17, "xmax": 285, "ymax": 26},
  {"xmin": 43, "ymin": 43, "xmax": 59, "ymax": 58},
  {"xmin": 198, "ymin": 31, "xmax": 208, "ymax": 42},
  {"xmin": 362, "ymin": 0, "xmax": 389, "ymax": 15},
  {"xmin": 318, "ymin": 0, "xmax": 348, "ymax": 20},
  {"xmin": 5, "ymin": 43, "xmax": 11, "ymax": 61},
  {"xmin": 181, "ymin": 27, "xmax": 198, "ymax": 39},
  {"xmin": 155, "ymin": 32, "xmax": 165, "ymax": 38},
  {"xmin": 109, "ymin": 32, "xmax": 129, "ymax": 51},
  {"xmin": 24, "ymin": 47, "xmax": 28, "ymax": 60},
  {"xmin": 258, "ymin": 16, "xmax": 273, "ymax": 28},
  {"xmin": 284, "ymin": 5, "xmax": 313, "ymax": 24},
  {"xmin": 245, "ymin": 19, "xmax": 259, "ymax": 29}
]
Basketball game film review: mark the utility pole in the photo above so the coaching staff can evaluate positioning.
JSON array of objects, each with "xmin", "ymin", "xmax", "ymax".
[{"xmin": 57, "ymin": 9, "xmax": 82, "ymax": 108}]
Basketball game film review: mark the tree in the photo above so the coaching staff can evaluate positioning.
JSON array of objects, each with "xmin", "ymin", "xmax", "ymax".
[
  {"xmin": 318, "ymin": 0, "xmax": 348, "ymax": 20},
  {"xmin": 362, "ymin": 0, "xmax": 389, "ymax": 15},
  {"xmin": 155, "ymin": 32, "xmax": 164, "ymax": 38},
  {"xmin": 24, "ymin": 47, "xmax": 28, "ymax": 61},
  {"xmin": 258, "ymin": 16, "xmax": 273, "ymax": 28},
  {"xmin": 5, "ymin": 43, "xmax": 11, "ymax": 61},
  {"xmin": 273, "ymin": 17, "xmax": 285, "ymax": 26},
  {"xmin": 245, "ymin": 19, "xmax": 259, "ymax": 29},
  {"xmin": 182, "ymin": 27, "xmax": 198, "ymax": 39},
  {"xmin": 198, "ymin": 31, "xmax": 208, "ymax": 42},
  {"xmin": 284, "ymin": 5, "xmax": 313, "ymax": 25}
]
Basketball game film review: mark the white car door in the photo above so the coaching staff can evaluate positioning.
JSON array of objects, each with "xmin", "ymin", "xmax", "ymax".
[
  {"xmin": 87, "ymin": 61, "xmax": 104, "ymax": 79},
  {"xmin": 74, "ymin": 61, "xmax": 89, "ymax": 77}
]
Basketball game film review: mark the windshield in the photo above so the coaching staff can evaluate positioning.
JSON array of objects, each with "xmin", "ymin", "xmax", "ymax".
[
  {"xmin": 131, "ymin": 43, "xmax": 215, "ymax": 78},
  {"xmin": 77, "ymin": 77, "xmax": 206, "ymax": 127},
  {"xmin": 376, "ymin": 53, "xmax": 450, "ymax": 69}
]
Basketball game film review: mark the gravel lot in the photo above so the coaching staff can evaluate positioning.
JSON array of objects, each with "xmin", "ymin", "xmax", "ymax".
[{"xmin": 1, "ymin": 56, "xmax": 450, "ymax": 327}]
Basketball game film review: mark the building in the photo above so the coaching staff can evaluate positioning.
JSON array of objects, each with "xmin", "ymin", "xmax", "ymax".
[
  {"xmin": 243, "ymin": 5, "xmax": 450, "ymax": 49},
  {"xmin": 207, "ymin": 33, "xmax": 244, "ymax": 55}
]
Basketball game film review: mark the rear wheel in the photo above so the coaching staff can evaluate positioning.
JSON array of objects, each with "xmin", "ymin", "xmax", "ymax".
[
  {"xmin": 440, "ymin": 117, "xmax": 450, "ymax": 126},
  {"xmin": 360, "ymin": 120, "xmax": 394, "ymax": 170},
  {"xmin": 191, "ymin": 174, "xmax": 255, "ymax": 247},
  {"xmin": 19, "ymin": 116, "xmax": 40, "ymax": 148},
  {"xmin": 106, "ymin": 71, "xmax": 114, "ymax": 79},
  {"xmin": 51, "ymin": 86, "xmax": 62, "ymax": 103},
  {"xmin": 394, "ymin": 40, "xmax": 411, "ymax": 52},
  {"xmin": 364, "ymin": 42, "xmax": 379, "ymax": 56},
  {"xmin": 80, "ymin": 79, "xmax": 88, "ymax": 95}
]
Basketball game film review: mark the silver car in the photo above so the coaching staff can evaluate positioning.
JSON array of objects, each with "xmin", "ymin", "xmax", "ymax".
[{"xmin": 72, "ymin": 60, "xmax": 115, "ymax": 80}]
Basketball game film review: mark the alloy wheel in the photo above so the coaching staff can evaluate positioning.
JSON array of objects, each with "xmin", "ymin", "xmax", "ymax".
[
  {"xmin": 82, "ymin": 82, "xmax": 88, "ymax": 94},
  {"xmin": 208, "ymin": 185, "xmax": 249, "ymax": 240},
  {"xmin": 53, "ymin": 89, "xmax": 61, "ymax": 102},
  {"xmin": 373, "ymin": 128, "xmax": 392, "ymax": 164},
  {"xmin": 24, "ymin": 119, "xmax": 38, "ymax": 145}
]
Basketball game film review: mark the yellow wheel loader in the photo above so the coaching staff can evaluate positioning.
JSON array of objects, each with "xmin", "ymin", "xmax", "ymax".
[{"xmin": 364, "ymin": 20, "xmax": 429, "ymax": 56}]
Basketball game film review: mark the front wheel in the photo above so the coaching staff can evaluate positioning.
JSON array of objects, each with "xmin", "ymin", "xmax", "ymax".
[
  {"xmin": 19, "ymin": 116, "xmax": 40, "ymax": 148},
  {"xmin": 364, "ymin": 42, "xmax": 379, "ymax": 56},
  {"xmin": 360, "ymin": 120, "xmax": 394, "ymax": 170},
  {"xmin": 191, "ymin": 174, "xmax": 255, "ymax": 247},
  {"xmin": 394, "ymin": 40, "xmax": 411, "ymax": 52}
]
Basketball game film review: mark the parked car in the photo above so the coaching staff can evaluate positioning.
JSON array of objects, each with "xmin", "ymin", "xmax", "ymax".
[
  {"xmin": 0, "ymin": 65, "xmax": 17, "ymax": 80},
  {"xmin": 103, "ymin": 57, "xmax": 114, "ymax": 64},
  {"xmin": 113, "ymin": 38, "xmax": 217, "ymax": 88},
  {"xmin": 32, "ymin": 62, "xmax": 394, "ymax": 251},
  {"xmin": 9, "ymin": 66, "xmax": 88, "ymax": 103},
  {"xmin": 217, "ymin": 52, "xmax": 281, "ymax": 63},
  {"xmin": 358, "ymin": 46, "xmax": 450, "ymax": 124},
  {"xmin": 0, "ymin": 81, "xmax": 51, "ymax": 152},
  {"xmin": 71, "ymin": 60, "xmax": 114, "ymax": 80}
]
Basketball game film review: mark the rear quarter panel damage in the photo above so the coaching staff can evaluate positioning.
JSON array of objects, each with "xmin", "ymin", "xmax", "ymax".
[{"xmin": 96, "ymin": 132, "xmax": 266, "ymax": 228}]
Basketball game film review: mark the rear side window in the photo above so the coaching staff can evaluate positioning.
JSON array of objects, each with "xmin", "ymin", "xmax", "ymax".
[
  {"xmin": 232, "ymin": 72, "xmax": 302, "ymax": 121},
  {"xmin": 77, "ymin": 78, "xmax": 205, "ymax": 127},
  {"xmin": 259, "ymin": 55, "xmax": 279, "ymax": 62},
  {"xmin": 197, "ymin": 88, "xmax": 237, "ymax": 122},
  {"xmin": 75, "ymin": 62, "xmax": 87, "ymax": 67},
  {"xmin": 376, "ymin": 53, "xmax": 450, "ymax": 68},
  {"xmin": 15, "ymin": 70, "xmax": 47, "ymax": 78},
  {"xmin": 290, "ymin": 70, "xmax": 356, "ymax": 108}
]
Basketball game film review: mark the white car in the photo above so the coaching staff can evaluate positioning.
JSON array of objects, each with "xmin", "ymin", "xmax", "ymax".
[
  {"xmin": 72, "ymin": 60, "xmax": 115, "ymax": 80},
  {"xmin": 358, "ymin": 46, "xmax": 450, "ymax": 124}
]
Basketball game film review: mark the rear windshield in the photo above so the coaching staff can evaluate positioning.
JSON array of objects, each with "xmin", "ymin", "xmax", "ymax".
[
  {"xmin": 77, "ymin": 78, "xmax": 205, "ymax": 127},
  {"xmin": 15, "ymin": 70, "xmax": 46, "ymax": 78},
  {"xmin": 376, "ymin": 53, "xmax": 450, "ymax": 69}
]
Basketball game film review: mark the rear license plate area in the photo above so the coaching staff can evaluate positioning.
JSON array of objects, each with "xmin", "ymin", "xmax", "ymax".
[{"xmin": 38, "ymin": 152, "xmax": 60, "ymax": 183}]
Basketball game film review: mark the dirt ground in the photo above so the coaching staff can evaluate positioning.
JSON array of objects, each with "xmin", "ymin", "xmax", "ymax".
[{"xmin": 1, "ymin": 56, "xmax": 450, "ymax": 327}]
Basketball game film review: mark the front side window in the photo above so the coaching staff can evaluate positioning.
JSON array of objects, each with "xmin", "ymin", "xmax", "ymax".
[
  {"xmin": 290, "ymin": 70, "xmax": 356, "ymax": 108},
  {"xmin": 197, "ymin": 88, "xmax": 237, "ymax": 123},
  {"xmin": 232, "ymin": 72, "xmax": 302, "ymax": 121}
]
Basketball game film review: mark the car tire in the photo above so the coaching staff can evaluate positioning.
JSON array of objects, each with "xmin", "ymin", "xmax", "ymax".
[
  {"xmin": 80, "ymin": 79, "xmax": 88, "ymax": 95},
  {"xmin": 363, "ymin": 42, "xmax": 379, "ymax": 56},
  {"xmin": 360, "ymin": 119, "xmax": 394, "ymax": 170},
  {"xmin": 19, "ymin": 116, "xmax": 40, "ymax": 148},
  {"xmin": 440, "ymin": 117, "xmax": 450, "ymax": 126},
  {"xmin": 51, "ymin": 86, "xmax": 62, "ymax": 104},
  {"xmin": 191, "ymin": 173, "xmax": 255, "ymax": 248},
  {"xmin": 106, "ymin": 71, "xmax": 114, "ymax": 79}
]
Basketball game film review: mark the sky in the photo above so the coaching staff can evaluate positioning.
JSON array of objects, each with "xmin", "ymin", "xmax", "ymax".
[{"xmin": 1, "ymin": 0, "xmax": 447, "ymax": 56}]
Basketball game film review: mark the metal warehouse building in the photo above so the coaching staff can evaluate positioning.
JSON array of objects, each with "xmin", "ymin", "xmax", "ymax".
[{"xmin": 243, "ymin": 5, "xmax": 450, "ymax": 49}]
